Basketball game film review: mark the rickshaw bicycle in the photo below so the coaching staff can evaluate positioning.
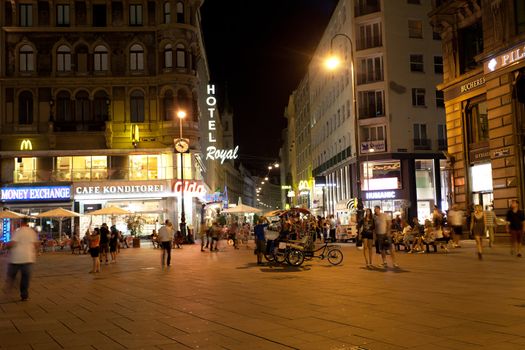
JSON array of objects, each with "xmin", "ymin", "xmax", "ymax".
[{"xmin": 286, "ymin": 232, "xmax": 344, "ymax": 266}]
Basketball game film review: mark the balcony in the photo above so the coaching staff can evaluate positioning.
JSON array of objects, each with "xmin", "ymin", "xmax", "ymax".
[{"xmin": 413, "ymin": 139, "xmax": 432, "ymax": 150}]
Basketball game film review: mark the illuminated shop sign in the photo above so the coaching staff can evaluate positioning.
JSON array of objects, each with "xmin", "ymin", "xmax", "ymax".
[
  {"xmin": 364, "ymin": 191, "xmax": 397, "ymax": 200},
  {"xmin": 75, "ymin": 184, "xmax": 165, "ymax": 195},
  {"xmin": 1, "ymin": 186, "xmax": 71, "ymax": 202},
  {"xmin": 20, "ymin": 139, "xmax": 33, "ymax": 150},
  {"xmin": 460, "ymin": 77, "xmax": 485, "ymax": 93},
  {"xmin": 485, "ymin": 41, "xmax": 525, "ymax": 74},
  {"xmin": 298, "ymin": 180, "xmax": 310, "ymax": 191},
  {"xmin": 206, "ymin": 85, "xmax": 239, "ymax": 164},
  {"xmin": 171, "ymin": 180, "xmax": 207, "ymax": 196}
]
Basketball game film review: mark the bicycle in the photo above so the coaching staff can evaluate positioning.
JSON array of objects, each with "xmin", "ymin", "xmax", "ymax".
[{"xmin": 286, "ymin": 239, "xmax": 344, "ymax": 267}]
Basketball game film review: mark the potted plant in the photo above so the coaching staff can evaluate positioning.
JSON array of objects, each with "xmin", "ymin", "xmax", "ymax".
[{"xmin": 126, "ymin": 214, "xmax": 146, "ymax": 247}]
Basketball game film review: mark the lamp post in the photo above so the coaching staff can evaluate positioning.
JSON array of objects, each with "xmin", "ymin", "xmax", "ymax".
[
  {"xmin": 326, "ymin": 33, "xmax": 361, "ymax": 206},
  {"xmin": 176, "ymin": 110, "xmax": 187, "ymax": 239}
]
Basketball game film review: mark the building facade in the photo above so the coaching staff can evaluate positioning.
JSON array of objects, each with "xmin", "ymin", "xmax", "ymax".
[
  {"xmin": 0, "ymin": 0, "xmax": 228, "ymax": 237},
  {"xmin": 430, "ymin": 0, "xmax": 525, "ymax": 217}
]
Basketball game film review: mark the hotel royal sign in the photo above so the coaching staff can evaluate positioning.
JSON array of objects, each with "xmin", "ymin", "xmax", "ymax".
[{"xmin": 205, "ymin": 84, "xmax": 239, "ymax": 164}]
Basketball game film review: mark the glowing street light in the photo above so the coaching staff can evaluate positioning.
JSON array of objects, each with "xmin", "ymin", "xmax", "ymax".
[
  {"xmin": 325, "ymin": 55, "xmax": 341, "ymax": 70},
  {"xmin": 273, "ymin": 163, "xmax": 279, "ymax": 168}
]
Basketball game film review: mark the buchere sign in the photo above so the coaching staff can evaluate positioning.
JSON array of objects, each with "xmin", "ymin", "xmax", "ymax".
[
  {"xmin": 206, "ymin": 85, "xmax": 239, "ymax": 164},
  {"xmin": 1, "ymin": 186, "xmax": 71, "ymax": 202}
]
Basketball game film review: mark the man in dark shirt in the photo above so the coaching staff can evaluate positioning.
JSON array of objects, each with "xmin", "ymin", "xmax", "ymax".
[
  {"xmin": 254, "ymin": 218, "xmax": 269, "ymax": 265},
  {"xmin": 99, "ymin": 223, "xmax": 110, "ymax": 264},
  {"xmin": 506, "ymin": 200, "xmax": 525, "ymax": 257}
]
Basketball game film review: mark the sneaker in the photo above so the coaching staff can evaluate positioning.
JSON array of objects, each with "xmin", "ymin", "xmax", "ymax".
[
  {"xmin": 393, "ymin": 263, "xmax": 400, "ymax": 268},
  {"xmin": 418, "ymin": 250, "xmax": 426, "ymax": 254}
]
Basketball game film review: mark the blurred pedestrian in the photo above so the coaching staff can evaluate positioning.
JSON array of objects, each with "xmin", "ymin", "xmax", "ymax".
[
  {"xmin": 99, "ymin": 223, "xmax": 110, "ymax": 264},
  {"xmin": 374, "ymin": 206, "xmax": 398, "ymax": 268},
  {"xmin": 88, "ymin": 228, "xmax": 101, "ymax": 273},
  {"xmin": 506, "ymin": 200, "xmax": 525, "ymax": 257},
  {"xmin": 484, "ymin": 204, "xmax": 496, "ymax": 247},
  {"xmin": 447, "ymin": 204, "xmax": 464, "ymax": 248},
  {"xmin": 359, "ymin": 208, "xmax": 375, "ymax": 268},
  {"xmin": 5, "ymin": 218, "xmax": 39, "ymax": 301},
  {"xmin": 470, "ymin": 205, "xmax": 485, "ymax": 260},
  {"xmin": 254, "ymin": 217, "xmax": 269, "ymax": 265},
  {"xmin": 158, "ymin": 220, "xmax": 174, "ymax": 267}
]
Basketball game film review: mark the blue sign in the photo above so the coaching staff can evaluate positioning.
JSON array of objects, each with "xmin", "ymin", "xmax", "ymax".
[
  {"xmin": 2, "ymin": 219, "xmax": 10, "ymax": 242},
  {"xmin": 1, "ymin": 186, "xmax": 71, "ymax": 202}
]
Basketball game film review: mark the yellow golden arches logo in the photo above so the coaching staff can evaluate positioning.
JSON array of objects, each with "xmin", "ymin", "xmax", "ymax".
[{"xmin": 20, "ymin": 139, "xmax": 32, "ymax": 150}]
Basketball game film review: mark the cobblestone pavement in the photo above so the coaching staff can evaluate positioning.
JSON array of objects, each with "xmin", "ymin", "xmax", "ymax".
[{"xmin": 1, "ymin": 240, "xmax": 525, "ymax": 350}]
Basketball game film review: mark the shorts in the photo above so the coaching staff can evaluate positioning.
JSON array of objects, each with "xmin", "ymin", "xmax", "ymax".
[
  {"xmin": 510, "ymin": 229, "xmax": 523, "ymax": 243},
  {"xmin": 376, "ymin": 234, "xmax": 391, "ymax": 252},
  {"xmin": 89, "ymin": 247, "xmax": 100, "ymax": 258},
  {"xmin": 255, "ymin": 239, "xmax": 266, "ymax": 254},
  {"xmin": 100, "ymin": 243, "xmax": 109, "ymax": 253},
  {"xmin": 361, "ymin": 231, "xmax": 373, "ymax": 240}
]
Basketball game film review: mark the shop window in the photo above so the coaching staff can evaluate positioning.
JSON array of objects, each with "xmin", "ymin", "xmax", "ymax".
[
  {"xmin": 164, "ymin": 44, "xmax": 173, "ymax": 69},
  {"xmin": 408, "ymin": 20, "xmax": 423, "ymax": 38},
  {"xmin": 176, "ymin": 2, "xmax": 184, "ymax": 23},
  {"xmin": 15, "ymin": 157, "xmax": 36, "ymax": 183},
  {"xmin": 129, "ymin": 155, "xmax": 161, "ymax": 180},
  {"xmin": 416, "ymin": 159, "xmax": 435, "ymax": 221},
  {"xmin": 470, "ymin": 163, "xmax": 493, "ymax": 192},
  {"xmin": 129, "ymin": 4, "xmax": 143, "ymax": 26},
  {"xmin": 458, "ymin": 21, "xmax": 483, "ymax": 74},
  {"xmin": 466, "ymin": 97, "xmax": 488, "ymax": 144},
  {"xmin": 19, "ymin": 44, "xmax": 34, "ymax": 72},
  {"xmin": 362, "ymin": 160, "xmax": 401, "ymax": 190},
  {"xmin": 176, "ymin": 153, "xmax": 192, "ymax": 180},
  {"xmin": 19, "ymin": 4, "xmax": 32, "ymax": 26},
  {"xmin": 410, "ymin": 54, "xmax": 424, "ymax": 72},
  {"xmin": 18, "ymin": 91, "xmax": 33, "ymax": 125},
  {"xmin": 56, "ymin": 157, "xmax": 72, "ymax": 181},
  {"xmin": 164, "ymin": 2, "xmax": 171, "ymax": 24},
  {"xmin": 94, "ymin": 45, "xmax": 109, "ymax": 71},
  {"xmin": 56, "ymin": 45, "xmax": 72, "ymax": 72},
  {"xmin": 71, "ymin": 156, "xmax": 107, "ymax": 181},
  {"xmin": 57, "ymin": 4, "xmax": 70, "ymax": 26},
  {"xmin": 130, "ymin": 44, "xmax": 144, "ymax": 71},
  {"xmin": 130, "ymin": 90, "xmax": 145, "ymax": 123}
]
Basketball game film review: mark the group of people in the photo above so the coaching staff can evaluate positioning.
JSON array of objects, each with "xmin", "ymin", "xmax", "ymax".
[{"xmin": 85, "ymin": 223, "xmax": 121, "ymax": 273}]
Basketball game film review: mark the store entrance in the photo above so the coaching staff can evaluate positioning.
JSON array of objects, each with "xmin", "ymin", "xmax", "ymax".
[{"xmin": 472, "ymin": 191, "xmax": 493, "ymax": 209}]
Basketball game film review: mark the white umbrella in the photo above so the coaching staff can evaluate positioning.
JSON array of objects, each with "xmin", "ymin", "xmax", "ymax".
[
  {"xmin": 222, "ymin": 197, "xmax": 262, "ymax": 214},
  {"xmin": 0, "ymin": 209, "xmax": 27, "ymax": 219},
  {"xmin": 37, "ymin": 208, "xmax": 81, "ymax": 241},
  {"xmin": 86, "ymin": 206, "xmax": 132, "ymax": 216}
]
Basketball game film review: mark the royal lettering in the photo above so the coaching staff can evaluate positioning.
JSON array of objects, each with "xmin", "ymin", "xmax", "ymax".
[{"xmin": 206, "ymin": 145, "xmax": 239, "ymax": 164}]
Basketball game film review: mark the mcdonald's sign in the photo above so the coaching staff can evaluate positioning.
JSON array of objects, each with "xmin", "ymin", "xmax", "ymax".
[{"xmin": 20, "ymin": 139, "xmax": 32, "ymax": 151}]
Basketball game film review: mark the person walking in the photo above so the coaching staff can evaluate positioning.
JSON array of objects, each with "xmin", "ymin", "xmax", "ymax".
[
  {"xmin": 470, "ymin": 205, "xmax": 485, "ymax": 260},
  {"xmin": 484, "ymin": 204, "xmax": 496, "ymax": 247},
  {"xmin": 99, "ymin": 223, "xmax": 110, "ymax": 264},
  {"xmin": 447, "ymin": 204, "xmax": 464, "ymax": 248},
  {"xmin": 328, "ymin": 215, "xmax": 336, "ymax": 243},
  {"xmin": 359, "ymin": 208, "xmax": 375, "ymax": 268},
  {"xmin": 109, "ymin": 227, "xmax": 119, "ymax": 263},
  {"xmin": 5, "ymin": 218, "xmax": 39, "ymax": 301},
  {"xmin": 254, "ymin": 217, "xmax": 269, "ymax": 265},
  {"xmin": 373, "ymin": 206, "xmax": 399, "ymax": 268},
  {"xmin": 158, "ymin": 220, "xmax": 174, "ymax": 267},
  {"xmin": 199, "ymin": 223, "xmax": 208, "ymax": 252},
  {"xmin": 88, "ymin": 228, "xmax": 101, "ymax": 273},
  {"xmin": 506, "ymin": 200, "xmax": 525, "ymax": 257}
]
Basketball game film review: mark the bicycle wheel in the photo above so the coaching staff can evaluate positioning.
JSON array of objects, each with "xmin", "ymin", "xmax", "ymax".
[
  {"xmin": 274, "ymin": 250, "xmax": 287, "ymax": 264},
  {"xmin": 286, "ymin": 249, "xmax": 305, "ymax": 266},
  {"xmin": 327, "ymin": 249, "xmax": 343, "ymax": 265},
  {"xmin": 263, "ymin": 253, "xmax": 274, "ymax": 262}
]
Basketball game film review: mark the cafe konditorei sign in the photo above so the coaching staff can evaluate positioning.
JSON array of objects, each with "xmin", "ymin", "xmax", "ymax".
[
  {"xmin": 1, "ymin": 185, "xmax": 71, "ymax": 202},
  {"xmin": 206, "ymin": 85, "xmax": 239, "ymax": 164}
]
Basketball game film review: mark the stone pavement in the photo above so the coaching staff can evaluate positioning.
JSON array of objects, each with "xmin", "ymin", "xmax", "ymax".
[{"xmin": 1, "ymin": 240, "xmax": 525, "ymax": 350}]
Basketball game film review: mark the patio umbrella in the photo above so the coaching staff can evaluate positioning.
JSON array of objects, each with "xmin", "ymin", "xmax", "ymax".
[
  {"xmin": 222, "ymin": 198, "xmax": 262, "ymax": 214},
  {"xmin": 264, "ymin": 209, "xmax": 284, "ymax": 217},
  {"xmin": 86, "ymin": 206, "xmax": 132, "ymax": 216},
  {"xmin": 0, "ymin": 209, "xmax": 27, "ymax": 219},
  {"xmin": 37, "ymin": 208, "xmax": 81, "ymax": 241}
]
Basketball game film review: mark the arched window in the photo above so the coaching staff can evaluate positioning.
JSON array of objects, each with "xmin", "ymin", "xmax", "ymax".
[
  {"xmin": 19, "ymin": 45, "xmax": 34, "ymax": 72},
  {"xmin": 57, "ymin": 45, "xmax": 71, "ymax": 72},
  {"xmin": 130, "ymin": 90, "xmax": 144, "ymax": 122},
  {"xmin": 163, "ymin": 2, "xmax": 171, "ymax": 24},
  {"xmin": 176, "ymin": 2, "xmax": 184, "ymax": 23},
  {"xmin": 177, "ymin": 89, "xmax": 190, "ymax": 115},
  {"xmin": 75, "ymin": 91, "xmax": 90, "ymax": 122},
  {"xmin": 164, "ymin": 44, "xmax": 173, "ymax": 69},
  {"xmin": 94, "ymin": 45, "xmax": 108, "ymax": 71},
  {"xmin": 176, "ymin": 44, "xmax": 185, "ymax": 68},
  {"xmin": 163, "ymin": 90, "xmax": 174, "ymax": 121},
  {"xmin": 18, "ymin": 91, "xmax": 33, "ymax": 124},
  {"xmin": 56, "ymin": 91, "xmax": 71, "ymax": 122},
  {"xmin": 130, "ymin": 44, "xmax": 144, "ymax": 71},
  {"xmin": 93, "ymin": 90, "xmax": 109, "ymax": 121}
]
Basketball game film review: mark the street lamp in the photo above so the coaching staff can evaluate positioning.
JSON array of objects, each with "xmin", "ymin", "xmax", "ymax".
[
  {"xmin": 325, "ymin": 33, "xmax": 361, "ymax": 205},
  {"xmin": 175, "ymin": 110, "xmax": 188, "ymax": 239}
]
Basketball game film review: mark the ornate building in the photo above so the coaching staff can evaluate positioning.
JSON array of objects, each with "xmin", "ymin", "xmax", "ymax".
[{"xmin": 430, "ymin": 0, "xmax": 525, "ymax": 216}]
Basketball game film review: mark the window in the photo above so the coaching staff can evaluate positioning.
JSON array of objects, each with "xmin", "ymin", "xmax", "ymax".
[
  {"xmin": 517, "ymin": 0, "xmax": 525, "ymax": 34},
  {"xmin": 176, "ymin": 44, "xmax": 186, "ymax": 68},
  {"xmin": 56, "ymin": 91, "xmax": 71, "ymax": 122},
  {"xmin": 75, "ymin": 1, "xmax": 87, "ymax": 25},
  {"xmin": 130, "ymin": 90, "xmax": 145, "ymax": 122},
  {"xmin": 164, "ymin": 44, "xmax": 173, "ymax": 69},
  {"xmin": 436, "ymin": 90, "xmax": 444, "ymax": 108},
  {"xmin": 355, "ymin": 0, "xmax": 380, "ymax": 17},
  {"xmin": 176, "ymin": 2, "xmax": 184, "ymax": 23},
  {"xmin": 413, "ymin": 123, "xmax": 427, "ymax": 142},
  {"xmin": 130, "ymin": 44, "xmax": 144, "ymax": 71},
  {"xmin": 93, "ymin": 91, "xmax": 109, "ymax": 122},
  {"xmin": 408, "ymin": 20, "xmax": 423, "ymax": 38},
  {"xmin": 415, "ymin": 160, "xmax": 436, "ymax": 217},
  {"xmin": 56, "ymin": 4, "xmax": 70, "ymax": 26},
  {"xmin": 434, "ymin": 56, "xmax": 443, "ymax": 74},
  {"xmin": 358, "ymin": 90, "xmax": 384, "ymax": 118},
  {"xmin": 19, "ymin": 4, "xmax": 32, "ymax": 26},
  {"xmin": 412, "ymin": 88, "xmax": 426, "ymax": 107},
  {"xmin": 458, "ymin": 21, "xmax": 483, "ymax": 74},
  {"xmin": 362, "ymin": 124, "xmax": 385, "ymax": 141},
  {"xmin": 164, "ymin": 2, "xmax": 171, "ymax": 24},
  {"xmin": 129, "ymin": 155, "xmax": 161, "ymax": 180},
  {"xmin": 357, "ymin": 56, "xmax": 383, "ymax": 85},
  {"xmin": 437, "ymin": 124, "xmax": 447, "ymax": 150},
  {"xmin": 433, "ymin": 30, "xmax": 441, "ymax": 40},
  {"xmin": 57, "ymin": 45, "xmax": 72, "ymax": 72},
  {"xmin": 408, "ymin": 0, "xmax": 420, "ymax": 3},
  {"xmin": 466, "ymin": 97, "xmax": 488, "ymax": 144},
  {"xmin": 410, "ymin": 54, "xmax": 424, "ymax": 72},
  {"xmin": 18, "ymin": 91, "xmax": 33, "ymax": 124},
  {"xmin": 75, "ymin": 91, "xmax": 90, "ymax": 123},
  {"xmin": 357, "ymin": 21, "xmax": 382, "ymax": 50},
  {"xmin": 130, "ymin": 4, "xmax": 143, "ymax": 25},
  {"xmin": 15, "ymin": 157, "xmax": 36, "ymax": 183},
  {"xmin": 163, "ymin": 91, "xmax": 174, "ymax": 121},
  {"xmin": 19, "ymin": 45, "xmax": 34, "ymax": 72},
  {"xmin": 362, "ymin": 160, "xmax": 401, "ymax": 191},
  {"xmin": 92, "ymin": 4, "xmax": 106, "ymax": 26},
  {"xmin": 94, "ymin": 45, "xmax": 109, "ymax": 71}
]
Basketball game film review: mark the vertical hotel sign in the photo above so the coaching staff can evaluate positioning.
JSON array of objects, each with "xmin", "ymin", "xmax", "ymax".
[{"xmin": 205, "ymin": 85, "xmax": 239, "ymax": 164}]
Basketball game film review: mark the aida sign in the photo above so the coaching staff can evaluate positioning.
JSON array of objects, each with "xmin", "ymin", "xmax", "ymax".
[
  {"xmin": 206, "ymin": 85, "xmax": 239, "ymax": 164},
  {"xmin": 1, "ymin": 186, "xmax": 71, "ymax": 202}
]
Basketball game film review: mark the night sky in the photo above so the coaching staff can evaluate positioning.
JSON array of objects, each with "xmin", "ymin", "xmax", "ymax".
[{"xmin": 200, "ymin": 0, "xmax": 338, "ymax": 175}]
